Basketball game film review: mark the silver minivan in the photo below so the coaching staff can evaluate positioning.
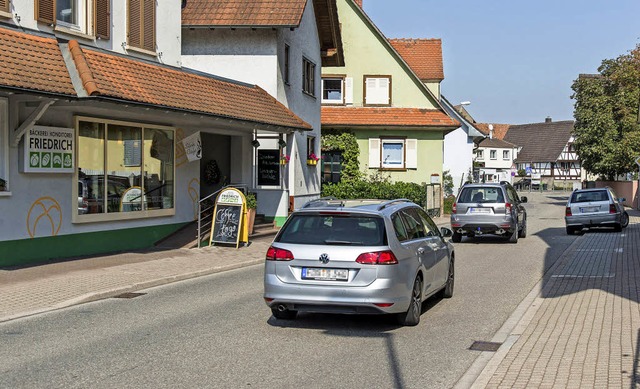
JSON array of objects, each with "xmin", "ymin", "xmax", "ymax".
[
  {"xmin": 263, "ymin": 199, "xmax": 455, "ymax": 326},
  {"xmin": 565, "ymin": 187, "xmax": 629, "ymax": 234}
]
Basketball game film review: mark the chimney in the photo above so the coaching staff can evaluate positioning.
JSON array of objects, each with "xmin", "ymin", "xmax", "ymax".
[
  {"xmin": 488, "ymin": 124, "xmax": 494, "ymax": 139},
  {"xmin": 354, "ymin": 0, "xmax": 363, "ymax": 8},
  {"xmin": 545, "ymin": 116, "xmax": 552, "ymax": 123}
]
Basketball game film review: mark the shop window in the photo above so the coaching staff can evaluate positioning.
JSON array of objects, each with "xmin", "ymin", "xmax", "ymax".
[
  {"xmin": 128, "ymin": 0, "xmax": 156, "ymax": 52},
  {"xmin": 322, "ymin": 151, "xmax": 342, "ymax": 184},
  {"xmin": 302, "ymin": 57, "xmax": 316, "ymax": 96},
  {"xmin": 364, "ymin": 76, "xmax": 391, "ymax": 106},
  {"xmin": 75, "ymin": 118, "xmax": 174, "ymax": 221},
  {"xmin": 0, "ymin": 98, "xmax": 7, "ymax": 193},
  {"xmin": 321, "ymin": 77, "xmax": 344, "ymax": 104}
]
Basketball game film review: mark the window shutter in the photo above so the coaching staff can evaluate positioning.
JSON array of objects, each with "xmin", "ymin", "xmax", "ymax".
[
  {"xmin": 95, "ymin": 0, "xmax": 111, "ymax": 39},
  {"xmin": 345, "ymin": 77, "xmax": 353, "ymax": 104},
  {"xmin": 0, "ymin": 0, "xmax": 9, "ymax": 13},
  {"xmin": 128, "ymin": 0, "xmax": 141, "ymax": 48},
  {"xmin": 365, "ymin": 78, "xmax": 390, "ymax": 105},
  {"xmin": 368, "ymin": 138, "xmax": 380, "ymax": 168},
  {"xmin": 142, "ymin": 0, "xmax": 155, "ymax": 51},
  {"xmin": 36, "ymin": 0, "xmax": 55, "ymax": 24},
  {"xmin": 379, "ymin": 78, "xmax": 390, "ymax": 104},
  {"xmin": 406, "ymin": 139, "xmax": 417, "ymax": 169}
]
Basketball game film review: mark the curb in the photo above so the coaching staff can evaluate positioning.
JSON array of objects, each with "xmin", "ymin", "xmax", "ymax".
[
  {"xmin": 453, "ymin": 232, "xmax": 585, "ymax": 389},
  {"xmin": 0, "ymin": 258, "xmax": 264, "ymax": 323}
]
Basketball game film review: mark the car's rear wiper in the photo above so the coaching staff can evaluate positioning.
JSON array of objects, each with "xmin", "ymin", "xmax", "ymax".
[{"xmin": 324, "ymin": 240, "xmax": 357, "ymax": 245}]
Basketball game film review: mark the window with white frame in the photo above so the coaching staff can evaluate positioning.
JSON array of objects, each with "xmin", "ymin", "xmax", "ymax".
[
  {"xmin": 0, "ymin": 98, "xmax": 8, "ymax": 192},
  {"xmin": 302, "ymin": 57, "xmax": 316, "ymax": 96},
  {"xmin": 74, "ymin": 117, "xmax": 175, "ymax": 222},
  {"xmin": 368, "ymin": 138, "xmax": 417, "ymax": 170},
  {"xmin": 364, "ymin": 76, "xmax": 391, "ymax": 105},
  {"xmin": 476, "ymin": 149, "xmax": 484, "ymax": 160},
  {"xmin": 490, "ymin": 150, "xmax": 497, "ymax": 160},
  {"xmin": 321, "ymin": 77, "xmax": 344, "ymax": 104},
  {"xmin": 503, "ymin": 150, "xmax": 510, "ymax": 160},
  {"xmin": 35, "ymin": 0, "xmax": 110, "ymax": 38}
]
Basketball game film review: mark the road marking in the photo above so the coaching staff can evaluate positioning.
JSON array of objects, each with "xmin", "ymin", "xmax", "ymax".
[{"xmin": 551, "ymin": 274, "xmax": 615, "ymax": 279}]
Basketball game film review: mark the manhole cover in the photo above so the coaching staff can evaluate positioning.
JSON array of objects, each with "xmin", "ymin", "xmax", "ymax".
[
  {"xmin": 469, "ymin": 341, "xmax": 502, "ymax": 352},
  {"xmin": 113, "ymin": 292, "xmax": 147, "ymax": 299}
]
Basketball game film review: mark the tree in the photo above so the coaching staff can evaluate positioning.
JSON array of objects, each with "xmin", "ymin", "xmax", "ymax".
[
  {"xmin": 571, "ymin": 44, "xmax": 640, "ymax": 179},
  {"xmin": 442, "ymin": 170, "xmax": 454, "ymax": 196}
]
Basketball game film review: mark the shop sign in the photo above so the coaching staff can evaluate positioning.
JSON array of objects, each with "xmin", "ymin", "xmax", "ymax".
[
  {"xmin": 182, "ymin": 131, "xmax": 202, "ymax": 162},
  {"xmin": 24, "ymin": 126, "xmax": 74, "ymax": 173}
]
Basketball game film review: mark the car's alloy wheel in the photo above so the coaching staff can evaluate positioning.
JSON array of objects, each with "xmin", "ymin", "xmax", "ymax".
[
  {"xmin": 397, "ymin": 277, "xmax": 422, "ymax": 326},
  {"xmin": 621, "ymin": 212, "xmax": 629, "ymax": 228},
  {"xmin": 271, "ymin": 307, "xmax": 298, "ymax": 320},
  {"xmin": 518, "ymin": 218, "xmax": 527, "ymax": 238},
  {"xmin": 441, "ymin": 258, "xmax": 454, "ymax": 298}
]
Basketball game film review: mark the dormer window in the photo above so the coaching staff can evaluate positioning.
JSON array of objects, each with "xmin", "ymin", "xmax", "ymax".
[{"xmin": 36, "ymin": 0, "xmax": 110, "ymax": 39}]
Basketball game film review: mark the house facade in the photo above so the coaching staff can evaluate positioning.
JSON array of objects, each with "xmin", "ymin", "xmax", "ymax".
[
  {"xmin": 180, "ymin": 0, "xmax": 343, "ymax": 223},
  {"xmin": 474, "ymin": 133, "xmax": 519, "ymax": 183},
  {"xmin": 503, "ymin": 118, "xmax": 582, "ymax": 186},
  {"xmin": 320, "ymin": 0, "xmax": 458, "ymax": 186},
  {"xmin": 0, "ymin": 1, "xmax": 322, "ymax": 266},
  {"xmin": 441, "ymin": 97, "xmax": 485, "ymax": 194}
]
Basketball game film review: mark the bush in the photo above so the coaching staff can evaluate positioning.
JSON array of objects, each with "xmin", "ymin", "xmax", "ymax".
[
  {"xmin": 321, "ymin": 177, "xmax": 426, "ymax": 206},
  {"xmin": 245, "ymin": 192, "xmax": 257, "ymax": 209}
]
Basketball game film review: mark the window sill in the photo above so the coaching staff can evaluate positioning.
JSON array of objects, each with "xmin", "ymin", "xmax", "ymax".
[
  {"xmin": 72, "ymin": 208, "xmax": 175, "ymax": 224},
  {"xmin": 0, "ymin": 191, "xmax": 12, "ymax": 197},
  {"xmin": 54, "ymin": 25, "xmax": 95, "ymax": 40},
  {"xmin": 379, "ymin": 168, "xmax": 407, "ymax": 172},
  {"xmin": 321, "ymin": 101, "xmax": 345, "ymax": 106},
  {"xmin": 302, "ymin": 91, "xmax": 317, "ymax": 99},
  {"xmin": 0, "ymin": 10, "xmax": 11, "ymax": 19},
  {"xmin": 126, "ymin": 45, "xmax": 158, "ymax": 57}
]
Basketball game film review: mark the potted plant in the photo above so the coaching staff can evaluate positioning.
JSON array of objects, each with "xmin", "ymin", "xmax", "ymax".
[
  {"xmin": 0, "ymin": 178, "xmax": 6, "ymax": 191},
  {"xmin": 245, "ymin": 192, "xmax": 257, "ymax": 234},
  {"xmin": 307, "ymin": 153, "xmax": 320, "ymax": 166},
  {"xmin": 280, "ymin": 154, "xmax": 290, "ymax": 165}
]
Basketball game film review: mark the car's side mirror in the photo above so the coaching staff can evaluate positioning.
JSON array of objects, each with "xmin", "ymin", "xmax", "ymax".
[
  {"xmin": 619, "ymin": 197, "xmax": 626, "ymax": 202},
  {"xmin": 440, "ymin": 227, "xmax": 453, "ymax": 238},
  {"xmin": 521, "ymin": 196, "xmax": 528, "ymax": 203}
]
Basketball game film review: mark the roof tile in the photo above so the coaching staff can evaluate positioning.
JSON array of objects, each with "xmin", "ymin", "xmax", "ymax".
[
  {"xmin": 388, "ymin": 38, "xmax": 444, "ymax": 81},
  {"xmin": 504, "ymin": 120, "xmax": 575, "ymax": 162},
  {"xmin": 475, "ymin": 123, "xmax": 511, "ymax": 140},
  {"xmin": 0, "ymin": 27, "xmax": 76, "ymax": 96},
  {"xmin": 182, "ymin": 0, "xmax": 307, "ymax": 27},
  {"xmin": 322, "ymin": 106, "xmax": 459, "ymax": 127}
]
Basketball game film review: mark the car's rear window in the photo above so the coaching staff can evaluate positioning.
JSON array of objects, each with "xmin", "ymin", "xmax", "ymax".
[
  {"xmin": 571, "ymin": 190, "xmax": 609, "ymax": 203},
  {"xmin": 276, "ymin": 214, "xmax": 386, "ymax": 246},
  {"xmin": 458, "ymin": 187, "xmax": 504, "ymax": 203}
]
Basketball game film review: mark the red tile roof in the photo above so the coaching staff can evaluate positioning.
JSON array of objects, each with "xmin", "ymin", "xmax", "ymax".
[
  {"xmin": 69, "ymin": 41, "xmax": 311, "ymax": 130},
  {"xmin": 475, "ymin": 123, "xmax": 511, "ymax": 140},
  {"xmin": 388, "ymin": 39, "xmax": 444, "ymax": 81},
  {"xmin": 182, "ymin": 0, "xmax": 307, "ymax": 27},
  {"xmin": 0, "ymin": 27, "xmax": 76, "ymax": 96},
  {"xmin": 322, "ymin": 107, "xmax": 459, "ymax": 128}
]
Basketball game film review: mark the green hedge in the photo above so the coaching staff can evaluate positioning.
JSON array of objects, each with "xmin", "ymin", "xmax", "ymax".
[{"xmin": 321, "ymin": 177, "xmax": 426, "ymax": 206}]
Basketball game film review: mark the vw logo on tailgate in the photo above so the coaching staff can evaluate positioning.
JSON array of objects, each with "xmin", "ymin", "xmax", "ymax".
[{"xmin": 319, "ymin": 253, "xmax": 330, "ymax": 264}]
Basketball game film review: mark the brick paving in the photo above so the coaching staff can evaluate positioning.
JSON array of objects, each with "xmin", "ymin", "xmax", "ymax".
[{"xmin": 478, "ymin": 213, "xmax": 640, "ymax": 388}]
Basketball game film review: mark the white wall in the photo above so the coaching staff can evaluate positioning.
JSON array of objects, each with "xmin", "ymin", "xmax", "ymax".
[{"xmin": 444, "ymin": 127, "xmax": 475, "ymax": 194}]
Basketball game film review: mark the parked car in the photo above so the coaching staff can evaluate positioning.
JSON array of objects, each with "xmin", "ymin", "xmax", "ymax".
[
  {"xmin": 450, "ymin": 181, "xmax": 528, "ymax": 243},
  {"xmin": 263, "ymin": 198, "xmax": 455, "ymax": 326},
  {"xmin": 513, "ymin": 178, "xmax": 540, "ymax": 190},
  {"xmin": 565, "ymin": 187, "xmax": 629, "ymax": 234}
]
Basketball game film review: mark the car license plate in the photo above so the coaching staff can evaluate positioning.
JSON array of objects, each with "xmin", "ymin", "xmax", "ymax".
[
  {"xmin": 580, "ymin": 206, "xmax": 598, "ymax": 213},
  {"xmin": 302, "ymin": 267, "xmax": 348, "ymax": 281},
  {"xmin": 469, "ymin": 207, "xmax": 490, "ymax": 214}
]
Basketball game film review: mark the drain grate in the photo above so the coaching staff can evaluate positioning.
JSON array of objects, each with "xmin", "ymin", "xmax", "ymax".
[
  {"xmin": 469, "ymin": 341, "xmax": 502, "ymax": 352},
  {"xmin": 113, "ymin": 292, "xmax": 147, "ymax": 299}
]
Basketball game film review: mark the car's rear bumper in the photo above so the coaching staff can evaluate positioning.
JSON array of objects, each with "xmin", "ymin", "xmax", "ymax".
[
  {"xmin": 450, "ymin": 215, "xmax": 516, "ymax": 235},
  {"xmin": 565, "ymin": 213, "xmax": 619, "ymax": 228}
]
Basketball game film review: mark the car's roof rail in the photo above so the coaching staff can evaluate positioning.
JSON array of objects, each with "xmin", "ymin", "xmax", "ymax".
[
  {"xmin": 377, "ymin": 198, "xmax": 412, "ymax": 211},
  {"xmin": 301, "ymin": 196, "xmax": 339, "ymax": 209}
]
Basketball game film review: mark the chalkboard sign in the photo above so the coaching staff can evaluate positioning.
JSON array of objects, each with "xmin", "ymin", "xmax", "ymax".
[
  {"xmin": 257, "ymin": 149, "xmax": 280, "ymax": 186},
  {"xmin": 210, "ymin": 204, "xmax": 242, "ymax": 245}
]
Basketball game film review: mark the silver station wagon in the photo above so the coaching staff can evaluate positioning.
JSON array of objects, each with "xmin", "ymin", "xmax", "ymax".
[
  {"xmin": 565, "ymin": 187, "xmax": 629, "ymax": 234},
  {"xmin": 263, "ymin": 199, "xmax": 455, "ymax": 326}
]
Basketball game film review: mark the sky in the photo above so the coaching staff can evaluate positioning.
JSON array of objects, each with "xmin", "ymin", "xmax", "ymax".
[{"xmin": 361, "ymin": 0, "xmax": 640, "ymax": 125}]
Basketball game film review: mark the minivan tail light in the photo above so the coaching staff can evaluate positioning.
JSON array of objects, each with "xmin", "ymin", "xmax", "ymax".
[
  {"xmin": 609, "ymin": 204, "xmax": 616, "ymax": 214},
  {"xmin": 266, "ymin": 246, "xmax": 294, "ymax": 261},
  {"xmin": 452, "ymin": 202, "xmax": 457, "ymax": 214},
  {"xmin": 356, "ymin": 250, "xmax": 398, "ymax": 265},
  {"xmin": 565, "ymin": 207, "xmax": 572, "ymax": 217}
]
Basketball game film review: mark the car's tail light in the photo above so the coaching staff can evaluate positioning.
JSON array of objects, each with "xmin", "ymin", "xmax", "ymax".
[
  {"xmin": 266, "ymin": 246, "xmax": 294, "ymax": 261},
  {"xmin": 452, "ymin": 202, "xmax": 457, "ymax": 214},
  {"xmin": 356, "ymin": 250, "xmax": 398, "ymax": 265},
  {"xmin": 565, "ymin": 207, "xmax": 572, "ymax": 217},
  {"xmin": 609, "ymin": 204, "xmax": 616, "ymax": 214},
  {"xmin": 374, "ymin": 303, "xmax": 395, "ymax": 308},
  {"xmin": 505, "ymin": 202, "xmax": 512, "ymax": 214}
]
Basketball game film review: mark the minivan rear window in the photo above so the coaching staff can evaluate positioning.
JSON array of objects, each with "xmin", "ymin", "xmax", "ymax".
[
  {"xmin": 458, "ymin": 187, "xmax": 504, "ymax": 203},
  {"xmin": 276, "ymin": 214, "xmax": 386, "ymax": 246}
]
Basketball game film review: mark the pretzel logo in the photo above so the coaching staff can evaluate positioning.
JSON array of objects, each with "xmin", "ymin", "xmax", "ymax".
[{"xmin": 27, "ymin": 196, "xmax": 62, "ymax": 238}]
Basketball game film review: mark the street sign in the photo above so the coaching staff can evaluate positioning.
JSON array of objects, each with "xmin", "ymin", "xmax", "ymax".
[{"xmin": 525, "ymin": 166, "xmax": 532, "ymax": 175}]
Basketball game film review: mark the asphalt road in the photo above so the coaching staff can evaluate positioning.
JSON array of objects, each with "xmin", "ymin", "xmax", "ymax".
[{"xmin": 0, "ymin": 192, "xmax": 576, "ymax": 389}]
